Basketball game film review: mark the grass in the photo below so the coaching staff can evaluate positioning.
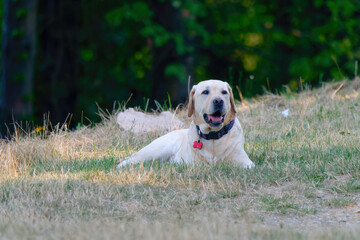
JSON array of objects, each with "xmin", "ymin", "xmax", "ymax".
[{"xmin": 0, "ymin": 78, "xmax": 360, "ymax": 239}]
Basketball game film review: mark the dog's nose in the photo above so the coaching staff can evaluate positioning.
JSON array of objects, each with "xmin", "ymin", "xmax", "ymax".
[
  {"xmin": 213, "ymin": 98, "xmax": 223, "ymax": 104},
  {"xmin": 213, "ymin": 98, "xmax": 224, "ymax": 109}
]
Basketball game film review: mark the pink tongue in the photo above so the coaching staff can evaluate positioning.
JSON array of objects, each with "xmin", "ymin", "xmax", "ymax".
[{"xmin": 209, "ymin": 115, "xmax": 222, "ymax": 122}]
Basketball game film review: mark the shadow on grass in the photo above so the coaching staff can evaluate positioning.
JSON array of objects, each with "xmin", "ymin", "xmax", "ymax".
[
  {"xmin": 22, "ymin": 144, "xmax": 360, "ymax": 192},
  {"xmin": 30, "ymin": 157, "xmax": 118, "ymax": 174}
]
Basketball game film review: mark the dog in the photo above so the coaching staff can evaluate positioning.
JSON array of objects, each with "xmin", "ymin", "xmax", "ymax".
[{"xmin": 117, "ymin": 79, "xmax": 254, "ymax": 168}]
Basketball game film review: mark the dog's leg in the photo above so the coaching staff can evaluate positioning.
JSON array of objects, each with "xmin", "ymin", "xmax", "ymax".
[
  {"xmin": 117, "ymin": 129, "xmax": 186, "ymax": 168},
  {"xmin": 231, "ymin": 148, "xmax": 255, "ymax": 168}
]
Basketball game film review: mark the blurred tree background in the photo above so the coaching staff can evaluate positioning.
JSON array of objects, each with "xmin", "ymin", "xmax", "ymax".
[{"xmin": 0, "ymin": 0, "xmax": 359, "ymax": 135}]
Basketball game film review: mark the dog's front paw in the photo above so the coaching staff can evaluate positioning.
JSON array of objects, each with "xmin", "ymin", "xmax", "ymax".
[
  {"xmin": 242, "ymin": 160, "xmax": 255, "ymax": 169},
  {"xmin": 116, "ymin": 158, "xmax": 131, "ymax": 169}
]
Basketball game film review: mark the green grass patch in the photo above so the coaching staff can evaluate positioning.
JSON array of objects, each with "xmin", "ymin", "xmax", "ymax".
[{"xmin": 1, "ymin": 79, "xmax": 360, "ymax": 239}]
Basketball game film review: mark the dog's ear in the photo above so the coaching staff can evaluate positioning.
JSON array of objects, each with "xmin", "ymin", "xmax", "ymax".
[
  {"xmin": 187, "ymin": 85, "xmax": 196, "ymax": 117},
  {"xmin": 227, "ymin": 83, "xmax": 237, "ymax": 118}
]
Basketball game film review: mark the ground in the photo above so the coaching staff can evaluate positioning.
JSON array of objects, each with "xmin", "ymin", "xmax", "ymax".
[{"xmin": 0, "ymin": 78, "xmax": 360, "ymax": 239}]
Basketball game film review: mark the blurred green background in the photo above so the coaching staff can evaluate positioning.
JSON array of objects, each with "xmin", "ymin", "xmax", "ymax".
[{"xmin": 0, "ymin": 0, "xmax": 359, "ymax": 134}]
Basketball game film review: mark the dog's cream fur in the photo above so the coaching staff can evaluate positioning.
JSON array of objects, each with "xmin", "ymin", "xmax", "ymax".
[{"xmin": 117, "ymin": 80, "xmax": 254, "ymax": 168}]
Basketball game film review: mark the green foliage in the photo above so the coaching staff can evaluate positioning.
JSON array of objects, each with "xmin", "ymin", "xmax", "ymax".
[
  {"xmin": 13, "ymin": 72, "xmax": 24, "ymax": 83},
  {"xmin": 78, "ymin": 0, "xmax": 360, "ymax": 120},
  {"xmin": 165, "ymin": 64, "xmax": 186, "ymax": 82},
  {"xmin": 10, "ymin": 28, "xmax": 25, "ymax": 38},
  {"xmin": 1, "ymin": 0, "xmax": 360, "ymax": 123},
  {"xmin": 15, "ymin": 7, "xmax": 26, "ymax": 18}
]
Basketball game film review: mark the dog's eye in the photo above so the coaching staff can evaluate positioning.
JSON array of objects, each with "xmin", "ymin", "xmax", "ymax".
[
  {"xmin": 221, "ymin": 90, "xmax": 228, "ymax": 95},
  {"xmin": 202, "ymin": 90, "xmax": 209, "ymax": 95}
]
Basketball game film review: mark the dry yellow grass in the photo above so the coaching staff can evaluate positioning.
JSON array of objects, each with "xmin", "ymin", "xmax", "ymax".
[{"xmin": 0, "ymin": 78, "xmax": 360, "ymax": 239}]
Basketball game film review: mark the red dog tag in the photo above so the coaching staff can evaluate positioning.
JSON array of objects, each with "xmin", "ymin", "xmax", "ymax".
[{"xmin": 193, "ymin": 140, "xmax": 203, "ymax": 149}]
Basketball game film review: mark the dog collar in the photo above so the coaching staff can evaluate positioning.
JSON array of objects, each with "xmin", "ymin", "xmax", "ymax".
[{"xmin": 195, "ymin": 119, "xmax": 235, "ymax": 140}]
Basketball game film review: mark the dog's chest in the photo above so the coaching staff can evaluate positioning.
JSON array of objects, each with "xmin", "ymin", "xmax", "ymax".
[
  {"xmin": 188, "ymin": 121, "xmax": 240, "ymax": 164},
  {"xmin": 194, "ymin": 139, "xmax": 232, "ymax": 164}
]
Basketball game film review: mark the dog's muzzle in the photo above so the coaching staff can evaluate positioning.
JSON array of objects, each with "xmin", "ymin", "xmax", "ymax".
[
  {"xmin": 203, "ymin": 112, "xmax": 225, "ymax": 127},
  {"xmin": 203, "ymin": 98, "xmax": 226, "ymax": 127}
]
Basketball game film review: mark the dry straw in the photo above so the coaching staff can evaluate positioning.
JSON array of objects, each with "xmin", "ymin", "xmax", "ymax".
[{"xmin": 0, "ymin": 78, "xmax": 359, "ymax": 239}]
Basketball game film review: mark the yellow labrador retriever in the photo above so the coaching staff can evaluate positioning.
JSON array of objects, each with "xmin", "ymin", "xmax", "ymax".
[{"xmin": 117, "ymin": 79, "xmax": 254, "ymax": 168}]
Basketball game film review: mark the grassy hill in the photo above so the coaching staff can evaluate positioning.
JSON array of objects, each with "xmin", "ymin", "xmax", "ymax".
[{"xmin": 1, "ymin": 78, "xmax": 360, "ymax": 239}]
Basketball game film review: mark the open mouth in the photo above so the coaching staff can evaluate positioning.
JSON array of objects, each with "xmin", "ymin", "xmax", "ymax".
[{"xmin": 203, "ymin": 111, "xmax": 225, "ymax": 126}]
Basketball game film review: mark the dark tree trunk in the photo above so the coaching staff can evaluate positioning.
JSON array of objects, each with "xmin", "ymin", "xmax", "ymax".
[
  {"xmin": 149, "ymin": 0, "xmax": 193, "ymax": 107},
  {"xmin": 35, "ymin": 0, "xmax": 81, "ymax": 127},
  {"xmin": 0, "ymin": 0, "xmax": 38, "ymax": 137}
]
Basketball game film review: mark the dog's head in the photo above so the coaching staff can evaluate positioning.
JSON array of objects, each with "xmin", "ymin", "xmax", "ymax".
[{"xmin": 188, "ymin": 80, "xmax": 237, "ymax": 130}]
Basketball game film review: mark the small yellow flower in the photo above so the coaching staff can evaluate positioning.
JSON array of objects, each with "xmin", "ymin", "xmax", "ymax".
[{"xmin": 35, "ymin": 126, "xmax": 46, "ymax": 133}]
